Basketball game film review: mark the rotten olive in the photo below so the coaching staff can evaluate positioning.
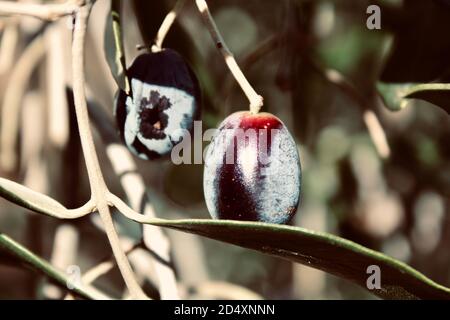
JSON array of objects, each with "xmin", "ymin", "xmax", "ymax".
[
  {"xmin": 203, "ymin": 111, "xmax": 301, "ymax": 224},
  {"xmin": 115, "ymin": 49, "xmax": 201, "ymax": 160}
]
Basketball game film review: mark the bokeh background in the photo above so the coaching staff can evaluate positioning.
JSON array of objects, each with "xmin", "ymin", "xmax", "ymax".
[{"xmin": 0, "ymin": 0, "xmax": 449, "ymax": 299}]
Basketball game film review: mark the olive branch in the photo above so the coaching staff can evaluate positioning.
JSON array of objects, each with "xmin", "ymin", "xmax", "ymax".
[{"xmin": 0, "ymin": 0, "xmax": 264, "ymax": 300}]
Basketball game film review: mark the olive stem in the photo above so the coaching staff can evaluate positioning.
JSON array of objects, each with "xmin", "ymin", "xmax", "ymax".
[
  {"xmin": 363, "ymin": 109, "xmax": 390, "ymax": 159},
  {"xmin": 307, "ymin": 57, "xmax": 391, "ymax": 159},
  {"xmin": 194, "ymin": 0, "xmax": 263, "ymax": 113},
  {"xmin": 152, "ymin": 0, "xmax": 186, "ymax": 52},
  {"xmin": 105, "ymin": 143, "xmax": 180, "ymax": 299},
  {"xmin": 107, "ymin": 192, "xmax": 162, "ymax": 224},
  {"xmin": 71, "ymin": 2, "xmax": 147, "ymax": 299},
  {"xmin": 86, "ymin": 93, "xmax": 180, "ymax": 299},
  {"xmin": 64, "ymin": 241, "xmax": 141, "ymax": 300},
  {"xmin": 67, "ymin": 198, "xmax": 97, "ymax": 217},
  {"xmin": 110, "ymin": 0, "xmax": 130, "ymax": 94}
]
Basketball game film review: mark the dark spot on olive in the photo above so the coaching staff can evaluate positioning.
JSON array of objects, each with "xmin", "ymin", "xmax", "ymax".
[
  {"xmin": 138, "ymin": 90, "xmax": 171, "ymax": 140},
  {"xmin": 139, "ymin": 108, "xmax": 168, "ymax": 140}
]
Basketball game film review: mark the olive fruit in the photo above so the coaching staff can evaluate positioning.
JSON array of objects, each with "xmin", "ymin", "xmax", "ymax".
[
  {"xmin": 115, "ymin": 49, "xmax": 201, "ymax": 160},
  {"xmin": 203, "ymin": 111, "xmax": 301, "ymax": 224}
]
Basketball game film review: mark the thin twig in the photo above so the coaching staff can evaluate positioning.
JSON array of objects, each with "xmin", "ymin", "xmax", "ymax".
[
  {"xmin": 83, "ymin": 241, "xmax": 141, "ymax": 284},
  {"xmin": 71, "ymin": 2, "xmax": 146, "ymax": 299},
  {"xmin": 110, "ymin": 0, "xmax": 130, "ymax": 93},
  {"xmin": 106, "ymin": 143, "xmax": 180, "ymax": 299},
  {"xmin": 21, "ymin": 91, "xmax": 47, "ymax": 298},
  {"xmin": 0, "ymin": 19, "xmax": 19, "ymax": 74},
  {"xmin": 64, "ymin": 241, "xmax": 141, "ymax": 300},
  {"xmin": 107, "ymin": 193, "xmax": 157, "ymax": 224},
  {"xmin": 220, "ymin": 35, "xmax": 279, "ymax": 117},
  {"xmin": 0, "ymin": 35, "xmax": 45, "ymax": 171},
  {"xmin": 20, "ymin": 91, "xmax": 45, "ymax": 175},
  {"xmin": 44, "ymin": 224, "xmax": 79, "ymax": 299},
  {"xmin": 0, "ymin": 176, "xmax": 96, "ymax": 218},
  {"xmin": 362, "ymin": 109, "xmax": 390, "ymax": 158},
  {"xmin": 87, "ymin": 96, "xmax": 179, "ymax": 299},
  {"xmin": 216, "ymin": 29, "xmax": 390, "ymax": 159},
  {"xmin": 45, "ymin": 22, "xmax": 70, "ymax": 148},
  {"xmin": 194, "ymin": 0, "xmax": 263, "ymax": 113},
  {"xmin": 0, "ymin": 0, "xmax": 81, "ymax": 21},
  {"xmin": 0, "ymin": 233, "xmax": 110, "ymax": 300},
  {"xmin": 306, "ymin": 57, "xmax": 391, "ymax": 159},
  {"xmin": 152, "ymin": 0, "xmax": 186, "ymax": 52}
]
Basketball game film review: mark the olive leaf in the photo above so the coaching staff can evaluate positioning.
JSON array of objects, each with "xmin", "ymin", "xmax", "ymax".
[
  {"xmin": 142, "ymin": 218, "xmax": 450, "ymax": 300},
  {"xmin": 2, "ymin": 181, "xmax": 450, "ymax": 299},
  {"xmin": 104, "ymin": 0, "xmax": 129, "ymax": 93},
  {"xmin": 0, "ymin": 233, "xmax": 110, "ymax": 300},
  {"xmin": 0, "ymin": 177, "xmax": 91, "ymax": 219},
  {"xmin": 377, "ymin": 82, "xmax": 450, "ymax": 114}
]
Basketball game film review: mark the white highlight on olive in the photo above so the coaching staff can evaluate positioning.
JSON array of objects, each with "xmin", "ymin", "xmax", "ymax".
[
  {"xmin": 257, "ymin": 126, "xmax": 301, "ymax": 224},
  {"xmin": 124, "ymin": 78, "xmax": 195, "ymax": 159},
  {"xmin": 203, "ymin": 130, "xmax": 226, "ymax": 220},
  {"xmin": 238, "ymin": 144, "xmax": 257, "ymax": 178}
]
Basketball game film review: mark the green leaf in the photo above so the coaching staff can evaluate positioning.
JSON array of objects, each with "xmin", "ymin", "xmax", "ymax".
[
  {"xmin": 1, "ymin": 177, "xmax": 68, "ymax": 218},
  {"xmin": 143, "ymin": 219, "xmax": 450, "ymax": 300},
  {"xmin": 377, "ymin": 82, "xmax": 450, "ymax": 114},
  {"xmin": 0, "ymin": 177, "xmax": 92, "ymax": 219},
  {"xmin": 2, "ymin": 182, "xmax": 450, "ymax": 299},
  {"xmin": 0, "ymin": 233, "xmax": 110, "ymax": 300},
  {"xmin": 404, "ymin": 84, "xmax": 450, "ymax": 114},
  {"xmin": 104, "ymin": 0, "xmax": 129, "ymax": 93}
]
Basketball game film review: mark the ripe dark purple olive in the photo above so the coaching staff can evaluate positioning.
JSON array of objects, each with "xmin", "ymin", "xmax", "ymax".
[
  {"xmin": 204, "ymin": 111, "xmax": 301, "ymax": 224},
  {"xmin": 115, "ymin": 49, "xmax": 201, "ymax": 160}
]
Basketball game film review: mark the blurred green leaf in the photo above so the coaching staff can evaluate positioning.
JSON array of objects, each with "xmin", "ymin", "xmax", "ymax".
[
  {"xmin": 377, "ymin": 82, "xmax": 415, "ymax": 111},
  {"xmin": 377, "ymin": 82, "xmax": 450, "ymax": 114},
  {"xmin": 0, "ymin": 233, "xmax": 110, "ymax": 300},
  {"xmin": 318, "ymin": 27, "xmax": 382, "ymax": 75},
  {"xmin": 104, "ymin": 0, "xmax": 129, "ymax": 93},
  {"xmin": 405, "ymin": 85, "xmax": 450, "ymax": 114},
  {"xmin": 144, "ymin": 219, "xmax": 450, "ymax": 300}
]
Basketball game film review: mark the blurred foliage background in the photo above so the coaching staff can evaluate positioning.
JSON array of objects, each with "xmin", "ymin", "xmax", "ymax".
[{"xmin": 0, "ymin": 0, "xmax": 449, "ymax": 299}]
